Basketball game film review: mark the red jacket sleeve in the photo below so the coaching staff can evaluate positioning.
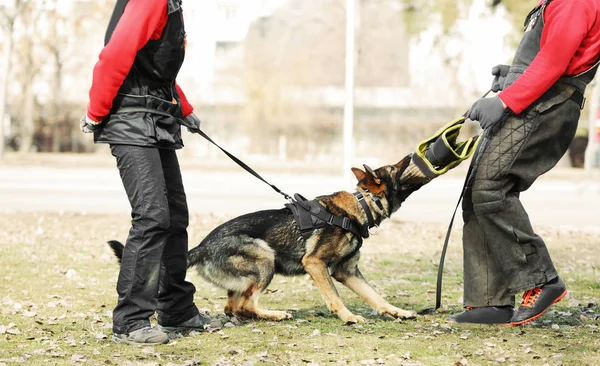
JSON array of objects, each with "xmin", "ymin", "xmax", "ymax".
[
  {"xmin": 86, "ymin": 0, "xmax": 167, "ymax": 122},
  {"xmin": 175, "ymin": 82, "xmax": 194, "ymax": 117},
  {"xmin": 499, "ymin": 0, "xmax": 593, "ymax": 114}
]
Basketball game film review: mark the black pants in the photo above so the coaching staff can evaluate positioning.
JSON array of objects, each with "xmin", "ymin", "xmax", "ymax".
[
  {"xmin": 461, "ymin": 97, "xmax": 580, "ymax": 308},
  {"xmin": 110, "ymin": 145, "xmax": 199, "ymax": 334}
]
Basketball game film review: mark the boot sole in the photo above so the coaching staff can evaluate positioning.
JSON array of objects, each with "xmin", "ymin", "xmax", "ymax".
[
  {"xmin": 510, "ymin": 289, "xmax": 567, "ymax": 326},
  {"xmin": 112, "ymin": 335, "xmax": 169, "ymax": 345},
  {"xmin": 157, "ymin": 325, "xmax": 209, "ymax": 334}
]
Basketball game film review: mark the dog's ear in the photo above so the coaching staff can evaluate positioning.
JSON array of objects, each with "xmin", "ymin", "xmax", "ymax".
[
  {"xmin": 394, "ymin": 155, "xmax": 412, "ymax": 170},
  {"xmin": 363, "ymin": 164, "xmax": 381, "ymax": 185},
  {"xmin": 351, "ymin": 167, "xmax": 366, "ymax": 182}
]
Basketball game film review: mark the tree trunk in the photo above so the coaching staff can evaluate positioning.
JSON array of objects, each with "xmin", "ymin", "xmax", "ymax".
[
  {"xmin": 18, "ymin": 81, "xmax": 34, "ymax": 153},
  {"xmin": 0, "ymin": 26, "xmax": 14, "ymax": 160},
  {"xmin": 50, "ymin": 58, "xmax": 62, "ymax": 152}
]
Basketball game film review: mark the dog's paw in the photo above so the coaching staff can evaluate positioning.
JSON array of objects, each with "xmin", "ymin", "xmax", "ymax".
[
  {"xmin": 341, "ymin": 314, "xmax": 366, "ymax": 324},
  {"xmin": 259, "ymin": 310, "xmax": 293, "ymax": 321},
  {"xmin": 381, "ymin": 306, "xmax": 417, "ymax": 320}
]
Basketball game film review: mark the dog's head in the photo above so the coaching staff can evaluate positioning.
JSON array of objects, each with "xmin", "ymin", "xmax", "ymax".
[{"xmin": 351, "ymin": 155, "xmax": 423, "ymax": 216}]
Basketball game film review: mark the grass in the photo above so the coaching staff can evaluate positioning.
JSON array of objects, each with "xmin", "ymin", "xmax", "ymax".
[{"xmin": 0, "ymin": 212, "xmax": 598, "ymax": 366}]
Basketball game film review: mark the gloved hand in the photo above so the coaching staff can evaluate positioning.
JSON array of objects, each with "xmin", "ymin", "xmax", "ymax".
[
  {"xmin": 467, "ymin": 96, "xmax": 506, "ymax": 130},
  {"xmin": 79, "ymin": 115, "xmax": 102, "ymax": 133},
  {"xmin": 185, "ymin": 113, "xmax": 201, "ymax": 133},
  {"xmin": 491, "ymin": 64, "xmax": 510, "ymax": 92}
]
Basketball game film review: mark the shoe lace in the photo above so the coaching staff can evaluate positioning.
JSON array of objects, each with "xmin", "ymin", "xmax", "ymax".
[{"xmin": 521, "ymin": 288, "xmax": 542, "ymax": 308}]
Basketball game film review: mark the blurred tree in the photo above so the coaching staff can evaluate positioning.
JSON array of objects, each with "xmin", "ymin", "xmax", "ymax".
[
  {"xmin": 2, "ymin": 0, "xmax": 112, "ymax": 154},
  {"xmin": 11, "ymin": 0, "xmax": 44, "ymax": 153},
  {"xmin": 242, "ymin": 0, "xmax": 410, "ymax": 146},
  {"xmin": 398, "ymin": 0, "xmax": 536, "ymax": 117},
  {"xmin": 400, "ymin": 0, "xmax": 537, "ymax": 38},
  {"xmin": 490, "ymin": 0, "xmax": 538, "ymax": 32},
  {"xmin": 0, "ymin": 0, "xmax": 29, "ymax": 159},
  {"xmin": 44, "ymin": 0, "xmax": 79, "ymax": 153}
]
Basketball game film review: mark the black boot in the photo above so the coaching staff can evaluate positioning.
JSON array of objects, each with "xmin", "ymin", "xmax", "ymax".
[
  {"xmin": 510, "ymin": 276, "xmax": 567, "ymax": 326},
  {"xmin": 158, "ymin": 312, "xmax": 220, "ymax": 335},
  {"xmin": 448, "ymin": 306, "xmax": 515, "ymax": 324}
]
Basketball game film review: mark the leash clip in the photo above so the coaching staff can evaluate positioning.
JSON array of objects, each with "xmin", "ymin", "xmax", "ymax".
[
  {"xmin": 368, "ymin": 224, "xmax": 380, "ymax": 236},
  {"xmin": 284, "ymin": 193, "xmax": 294, "ymax": 204}
]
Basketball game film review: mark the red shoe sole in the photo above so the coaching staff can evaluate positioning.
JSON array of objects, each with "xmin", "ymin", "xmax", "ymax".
[{"xmin": 510, "ymin": 289, "xmax": 567, "ymax": 326}]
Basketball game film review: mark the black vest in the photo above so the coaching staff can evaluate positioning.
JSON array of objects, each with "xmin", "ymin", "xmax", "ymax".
[
  {"xmin": 93, "ymin": 0, "xmax": 187, "ymax": 149},
  {"xmin": 504, "ymin": 0, "xmax": 599, "ymax": 108}
]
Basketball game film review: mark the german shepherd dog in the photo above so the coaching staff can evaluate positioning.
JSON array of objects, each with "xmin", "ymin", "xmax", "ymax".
[{"xmin": 109, "ymin": 155, "xmax": 422, "ymax": 324}]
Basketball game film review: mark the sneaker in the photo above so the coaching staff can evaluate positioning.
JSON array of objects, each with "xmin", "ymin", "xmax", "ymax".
[
  {"xmin": 112, "ymin": 326, "xmax": 169, "ymax": 345},
  {"xmin": 510, "ymin": 276, "xmax": 567, "ymax": 326},
  {"xmin": 448, "ymin": 306, "xmax": 515, "ymax": 324},
  {"xmin": 158, "ymin": 313, "xmax": 216, "ymax": 334}
]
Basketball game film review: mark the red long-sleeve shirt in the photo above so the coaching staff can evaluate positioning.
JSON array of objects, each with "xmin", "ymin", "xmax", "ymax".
[
  {"xmin": 499, "ymin": 0, "xmax": 600, "ymax": 114},
  {"xmin": 87, "ymin": 0, "xmax": 193, "ymax": 122}
]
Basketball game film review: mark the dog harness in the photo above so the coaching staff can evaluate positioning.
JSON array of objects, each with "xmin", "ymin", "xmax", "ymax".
[{"xmin": 285, "ymin": 192, "xmax": 381, "ymax": 240}]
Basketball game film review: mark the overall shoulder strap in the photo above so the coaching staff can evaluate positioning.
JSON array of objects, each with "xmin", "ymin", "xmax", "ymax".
[{"xmin": 104, "ymin": 0, "xmax": 130, "ymax": 45}]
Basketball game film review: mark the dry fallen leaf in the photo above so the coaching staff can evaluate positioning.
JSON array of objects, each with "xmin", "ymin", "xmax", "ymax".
[
  {"xmin": 71, "ymin": 354, "xmax": 86, "ymax": 363},
  {"xmin": 6, "ymin": 325, "xmax": 20, "ymax": 335}
]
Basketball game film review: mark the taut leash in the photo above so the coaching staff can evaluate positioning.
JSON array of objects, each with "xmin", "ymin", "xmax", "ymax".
[
  {"xmin": 116, "ymin": 107, "xmax": 294, "ymax": 202},
  {"xmin": 183, "ymin": 123, "xmax": 294, "ymax": 202}
]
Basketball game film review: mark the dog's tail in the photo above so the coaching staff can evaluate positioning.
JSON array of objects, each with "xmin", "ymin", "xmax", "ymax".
[
  {"xmin": 108, "ymin": 239, "xmax": 201, "ymax": 270},
  {"xmin": 187, "ymin": 245, "xmax": 202, "ymax": 270},
  {"xmin": 107, "ymin": 240, "xmax": 124, "ymax": 264}
]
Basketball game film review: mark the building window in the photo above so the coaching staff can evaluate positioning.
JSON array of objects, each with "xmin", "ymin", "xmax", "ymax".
[
  {"xmin": 215, "ymin": 41, "xmax": 238, "ymax": 56},
  {"xmin": 217, "ymin": 4, "xmax": 238, "ymax": 20}
]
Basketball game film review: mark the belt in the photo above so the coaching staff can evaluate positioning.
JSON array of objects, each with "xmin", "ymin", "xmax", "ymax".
[{"xmin": 570, "ymin": 89, "xmax": 586, "ymax": 110}]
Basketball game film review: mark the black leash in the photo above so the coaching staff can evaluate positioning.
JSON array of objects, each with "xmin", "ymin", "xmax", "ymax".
[
  {"xmin": 116, "ymin": 107, "xmax": 294, "ymax": 202},
  {"xmin": 418, "ymin": 163, "xmax": 476, "ymax": 315},
  {"xmin": 184, "ymin": 124, "xmax": 293, "ymax": 202},
  {"xmin": 418, "ymin": 89, "xmax": 492, "ymax": 315}
]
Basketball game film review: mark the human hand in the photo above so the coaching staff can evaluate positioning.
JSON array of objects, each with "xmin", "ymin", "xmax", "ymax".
[
  {"xmin": 185, "ymin": 113, "xmax": 201, "ymax": 133},
  {"xmin": 491, "ymin": 64, "xmax": 510, "ymax": 92},
  {"xmin": 79, "ymin": 115, "xmax": 102, "ymax": 133},
  {"xmin": 467, "ymin": 96, "xmax": 506, "ymax": 130}
]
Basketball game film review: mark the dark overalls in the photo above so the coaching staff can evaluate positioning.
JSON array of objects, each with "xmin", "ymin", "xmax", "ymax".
[
  {"xmin": 462, "ymin": 0, "xmax": 596, "ymax": 308},
  {"xmin": 95, "ymin": 0, "xmax": 199, "ymax": 334}
]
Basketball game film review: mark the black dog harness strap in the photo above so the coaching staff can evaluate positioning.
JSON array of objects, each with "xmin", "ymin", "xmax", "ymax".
[
  {"xmin": 353, "ymin": 192, "xmax": 375, "ymax": 229},
  {"xmin": 285, "ymin": 193, "xmax": 365, "ymax": 240}
]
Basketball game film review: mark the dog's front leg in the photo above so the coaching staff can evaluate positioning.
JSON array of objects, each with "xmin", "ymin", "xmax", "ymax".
[
  {"xmin": 302, "ymin": 255, "xmax": 366, "ymax": 324},
  {"xmin": 332, "ymin": 259, "xmax": 416, "ymax": 320}
]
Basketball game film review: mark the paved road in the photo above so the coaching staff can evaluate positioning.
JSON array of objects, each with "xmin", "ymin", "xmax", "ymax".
[{"xmin": 1, "ymin": 164, "xmax": 599, "ymax": 231}]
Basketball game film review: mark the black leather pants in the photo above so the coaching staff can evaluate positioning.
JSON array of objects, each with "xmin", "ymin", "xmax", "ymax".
[{"xmin": 110, "ymin": 145, "xmax": 199, "ymax": 334}]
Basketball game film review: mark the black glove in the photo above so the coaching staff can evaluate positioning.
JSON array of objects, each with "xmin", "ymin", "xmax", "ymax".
[
  {"xmin": 79, "ymin": 115, "xmax": 102, "ymax": 133},
  {"xmin": 491, "ymin": 64, "xmax": 510, "ymax": 92},
  {"xmin": 467, "ymin": 96, "xmax": 506, "ymax": 130},
  {"xmin": 185, "ymin": 113, "xmax": 201, "ymax": 132}
]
